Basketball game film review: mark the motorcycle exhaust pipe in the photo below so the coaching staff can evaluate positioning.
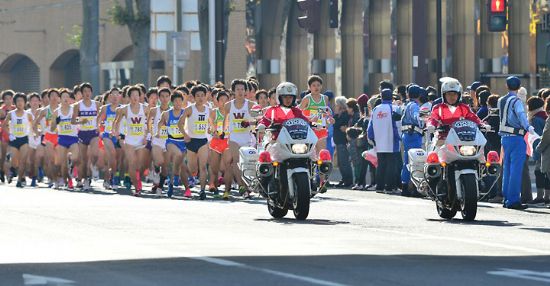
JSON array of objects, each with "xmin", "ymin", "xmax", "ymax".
[{"xmin": 319, "ymin": 162, "xmax": 333, "ymax": 175}]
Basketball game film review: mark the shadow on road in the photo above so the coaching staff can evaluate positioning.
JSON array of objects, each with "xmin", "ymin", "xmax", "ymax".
[
  {"xmin": 254, "ymin": 217, "xmax": 350, "ymax": 225},
  {"xmin": 0, "ymin": 255, "xmax": 549, "ymax": 286},
  {"xmin": 425, "ymin": 218, "xmax": 522, "ymax": 227}
]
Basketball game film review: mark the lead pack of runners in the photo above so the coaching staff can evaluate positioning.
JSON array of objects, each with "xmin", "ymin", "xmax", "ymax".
[{"xmin": 0, "ymin": 75, "xmax": 333, "ymax": 200}]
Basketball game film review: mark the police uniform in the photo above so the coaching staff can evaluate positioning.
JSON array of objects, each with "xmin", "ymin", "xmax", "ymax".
[
  {"xmin": 498, "ymin": 76, "xmax": 533, "ymax": 209},
  {"xmin": 400, "ymin": 85, "xmax": 425, "ymax": 194}
]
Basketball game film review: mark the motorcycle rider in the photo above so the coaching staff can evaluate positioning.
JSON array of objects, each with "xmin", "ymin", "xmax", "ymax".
[
  {"xmin": 427, "ymin": 78, "xmax": 482, "ymax": 143},
  {"xmin": 400, "ymin": 85, "xmax": 425, "ymax": 197},
  {"xmin": 498, "ymin": 76, "xmax": 535, "ymax": 210},
  {"xmin": 257, "ymin": 82, "xmax": 310, "ymax": 161}
]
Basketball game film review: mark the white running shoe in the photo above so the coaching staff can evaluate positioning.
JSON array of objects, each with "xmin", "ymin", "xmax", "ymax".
[
  {"xmin": 91, "ymin": 165, "xmax": 100, "ymax": 181},
  {"xmin": 83, "ymin": 179, "xmax": 91, "ymax": 191},
  {"xmin": 103, "ymin": 180, "xmax": 111, "ymax": 190}
]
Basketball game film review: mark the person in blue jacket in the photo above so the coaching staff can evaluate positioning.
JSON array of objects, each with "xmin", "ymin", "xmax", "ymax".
[{"xmin": 498, "ymin": 76, "xmax": 536, "ymax": 210}]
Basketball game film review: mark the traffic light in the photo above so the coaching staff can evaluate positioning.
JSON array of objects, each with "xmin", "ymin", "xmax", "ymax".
[
  {"xmin": 487, "ymin": 0, "xmax": 507, "ymax": 32},
  {"xmin": 297, "ymin": 0, "xmax": 320, "ymax": 33}
]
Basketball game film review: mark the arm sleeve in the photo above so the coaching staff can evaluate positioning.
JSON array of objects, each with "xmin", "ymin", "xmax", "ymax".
[
  {"xmin": 537, "ymin": 117, "xmax": 550, "ymax": 152},
  {"xmin": 427, "ymin": 105, "xmax": 441, "ymax": 127},
  {"xmin": 258, "ymin": 108, "xmax": 274, "ymax": 127},
  {"xmin": 367, "ymin": 114, "xmax": 375, "ymax": 140},
  {"xmin": 463, "ymin": 105, "xmax": 482, "ymax": 125},
  {"xmin": 513, "ymin": 100, "xmax": 531, "ymax": 130}
]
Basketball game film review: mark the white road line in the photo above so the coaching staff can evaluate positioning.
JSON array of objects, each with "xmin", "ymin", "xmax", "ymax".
[
  {"xmin": 360, "ymin": 227, "xmax": 550, "ymax": 255},
  {"xmin": 193, "ymin": 256, "xmax": 349, "ymax": 286},
  {"xmin": 487, "ymin": 268, "xmax": 550, "ymax": 283}
]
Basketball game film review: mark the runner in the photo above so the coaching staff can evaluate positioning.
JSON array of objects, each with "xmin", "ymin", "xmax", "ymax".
[
  {"xmin": 97, "ymin": 87, "xmax": 121, "ymax": 189},
  {"xmin": 33, "ymin": 88, "xmax": 61, "ymax": 188},
  {"xmin": 71, "ymin": 82, "xmax": 100, "ymax": 191},
  {"xmin": 299, "ymin": 75, "xmax": 335, "ymax": 156},
  {"xmin": 157, "ymin": 89, "xmax": 191, "ymax": 198},
  {"xmin": 3, "ymin": 93, "xmax": 33, "ymax": 188},
  {"xmin": 112, "ymin": 85, "xmax": 149, "ymax": 196},
  {"xmin": 0, "ymin": 90, "xmax": 15, "ymax": 183},
  {"xmin": 148, "ymin": 87, "xmax": 171, "ymax": 196},
  {"xmin": 50, "ymin": 89, "xmax": 79, "ymax": 190},
  {"xmin": 26, "ymin": 92, "xmax": 43, "ymax": 187},
  {"xmin": 208, "ymin": 89, "xmax": 230, "ymax": 198},
  {"xmin": 178, "ymin": 85, "xmax": 210, "ymax": 200},
  {"xmin": 223, "ymin": 79, "xmax": 255, "ymax": 198}
]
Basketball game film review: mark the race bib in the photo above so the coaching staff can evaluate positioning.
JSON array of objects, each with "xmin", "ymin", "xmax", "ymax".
[
  {"xmin": 129, "ymin": 124, "xmax": 144, "ymax": 136},
  {"xmin": 232, "ymin": 119, "xmax": 245, "ymax": 133},
  {"xmin": 13, "ymin": 124, "xmax": 25, "ymax": 137},
  {"xmin": 81, "ymin": 116, "xmax": 95, "ymax": 131},
  {"xmin": 105, "ymin": 117, "xmax": 114, "ymax": 133},
  {"xmin": 59, "ymin": 121, "xmax": 73, "ymax": 135},
  {"xmin": 169, "ymin": 124, "xmax": 183, "ymax": 138},
  {"xmin": 194, "ymin": 120, "xmax": 207, "ymax": 135},
  {"xmin": 159, "ymin": 126, "xmax": 168, "ymax": 139}
]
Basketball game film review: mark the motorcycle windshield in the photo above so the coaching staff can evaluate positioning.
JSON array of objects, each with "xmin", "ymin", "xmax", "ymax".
[
  {"xmin": 282, "ymin": 118, "xmax": 309, "ymax": 140},
  {"xmin": 452, "ymin": 120, "xmax": 478, "ymax": 142}
]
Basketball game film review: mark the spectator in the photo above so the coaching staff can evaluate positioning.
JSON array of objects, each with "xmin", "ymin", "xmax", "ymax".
[
  {"xmin": 535, "ymin": 96, "xmax": 550, "ymax": 207},
  {"xmin": 527, "ymin": 96, "xmax": 549, "ymax": 204},
  {"xmin": 333, "ymin": 96, "xmax": 353, "ymax": 187},
  {"xmin": 367, "ymin": 89, "xmax": 401, "ymax": 194},
  {"xmin": 346, "ymin": 98, "xmax": 360, "ymax": 189},
  {"xmin": 476, "ymin": 90, "xmax": 491, "ymax": 120}
]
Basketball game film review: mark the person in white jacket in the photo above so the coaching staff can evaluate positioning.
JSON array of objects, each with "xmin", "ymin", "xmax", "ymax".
[{"xmin": 367, "ymin": 88, "xmax": 402, "ymax": 193}]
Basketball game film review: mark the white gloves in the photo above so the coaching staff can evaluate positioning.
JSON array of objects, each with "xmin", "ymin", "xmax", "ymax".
[
  {"xmin": 257, "ymin": 124, "xmax": 266, "ymax": 132},
  {"xmin": 528, "ymin": 126, "xmax": 536, "ymax": 136},
  {"xmin": 427, "ymin": 125, "xmax": 436, "ymax": 133}
]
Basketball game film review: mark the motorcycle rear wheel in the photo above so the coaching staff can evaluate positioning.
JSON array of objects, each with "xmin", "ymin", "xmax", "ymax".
[{"xmin": 292, "ymin": 173, "xmax": 311, "ymax": 220}]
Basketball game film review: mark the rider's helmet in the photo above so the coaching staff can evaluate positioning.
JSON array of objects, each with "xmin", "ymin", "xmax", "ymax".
[
  {"xmin": 276, "ymin": 82, "xmax": 298, "ymax": 107},
  {"xmin": 440, "ymin": 77, "xmax": 462, "ymax": 106},
  {"xmin": 408, "ymin": 84, "xmax": 421, "ymax": 100}
]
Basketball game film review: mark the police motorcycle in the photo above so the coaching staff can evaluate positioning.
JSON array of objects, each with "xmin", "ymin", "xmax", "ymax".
[
  {"xmin": 237, "ymin": 82, "xmax": 332, "ymax": 220},
  {"xmin": 406, "ymin": 79, "xmax": 500, "ymax": 221}
]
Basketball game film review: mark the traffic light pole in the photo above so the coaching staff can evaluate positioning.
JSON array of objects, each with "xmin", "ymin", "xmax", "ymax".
[
  {"xmin": 436, "ymin": 0, "xmax": 442, "ymax": 92},
  {"xmin": 215, "ymin": 0, "xmax": 225, "ymax": 83}
]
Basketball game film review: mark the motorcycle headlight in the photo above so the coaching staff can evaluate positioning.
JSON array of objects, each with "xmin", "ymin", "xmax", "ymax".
[
  {"xmin": 291, "ymin": 144, "xmax": 308, "ymax": 154},
  {"xmin": 458, "ymin": 146, "xmax": 477, "ymax": 156}
]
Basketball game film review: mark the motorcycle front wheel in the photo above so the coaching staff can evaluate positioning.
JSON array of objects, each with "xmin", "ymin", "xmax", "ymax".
[
  {"xmin": 460, "ymin": 174, "xmax": 478, "ymax": 221},
  {"xmin": 292, "ymin": 173, "xmax": 311, "ymax": 220},
  {"xmin": 268, "ymin": 200, "xmax": 288, "ymax": 218}
]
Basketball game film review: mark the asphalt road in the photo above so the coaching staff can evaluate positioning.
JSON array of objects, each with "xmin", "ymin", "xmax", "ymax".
[{"xmin": 0, "ymin": 181, "xmax": 549, "ymax": 286}]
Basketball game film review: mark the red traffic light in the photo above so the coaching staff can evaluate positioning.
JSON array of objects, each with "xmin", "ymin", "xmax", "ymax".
[{"xmin": 490, "ymin": 0, "xmax": 506, "ymax": 13}]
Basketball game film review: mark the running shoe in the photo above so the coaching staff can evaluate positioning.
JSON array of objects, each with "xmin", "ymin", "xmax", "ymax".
[
  {"xmin": 16, "ymin": 180, "xmax": 23, "ymax": 188},
  {"xmin": 188, "ymin": 176, "xmax": 197, "ymax": 188},
  {"xmin": 38, "ymin": 168, "xmax": 44, "ymax": 182},
  {"xmin": 103, "ymin": 180, "xmax": 111, "ymax": 190},
  {"xmin": 0, "ymin": 171, "xmax": 5, "ymax": 183},
  {"xmin": 167, "ymin": 183, "xmax": 174, "ymax": 198},
  {"xmin": 154, "ymin": 185, "xmax": 162, "ymax": 197},
  {"xmin": 30, "ymin": 177, "xmax": 37, "ymax": 187},
  {"xmin": 199, "ymin": 190, "xmax": 206, "ymax": 200},
  {"xmin": 91, "ymin": 165, "xmax": 100, "ymax": 180},
  {"xmin": 134, "ymin": 189, "xmax": 141, "ymax": 197},
  {"xmin": 151, "ymin": 169, "xmax": 160, "ymax": 185},
  {"xmin": 213, "ymin": 189, "xmax": 221, "ymax": 199},
  {"xmin": 184, "ymin": 188, "xmax": 192, "ymax": 198},
  {"xmin": 113, "ymin": 175, "xmax": 121, "ymax": 187},
  {"xmin": 76, "ymin": 180, "xmax": 83, "ymax": 190},
  {"xmin": 223, "ymin": 190, "xmax": 231, "ymax": 200},
  {"xmin": 83, "ymin": 179, "xmax": 91, "ymax": 191},
  {"xmin": 124, "ymin": 176, "xmax": 132, "ymax": 191},
  {"xmin": 243, "ymin": 190, "xmax": 252, "ymax": 199},
  {"xmin": 238, "ymin": 186, "xmax": 247, "ymax": 196},
  {"xmin": 173, "ymin": 176, "xmax": 181, "ymax": 187},
  {"xmin": 67, "ymin": 179, "xmax": 74, "ymax": 191}
]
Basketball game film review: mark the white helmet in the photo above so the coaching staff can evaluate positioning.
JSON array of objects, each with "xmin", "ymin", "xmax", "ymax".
[
  {"xmin": 276, "ymin": 82, "xmax": 298, "ymax": 106},
  {"xmin": 440, "ymin": 77, "xmax": 462, "ymax": 105}
]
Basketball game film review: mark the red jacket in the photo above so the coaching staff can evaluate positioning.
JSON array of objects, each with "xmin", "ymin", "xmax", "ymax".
[
  {"xmin": 428, "ymin": 103, "xmax": 481, "ymax": 139},
  {"xmin": 258, "ymin": 106, "xmax": 310, "ymax": 139}
]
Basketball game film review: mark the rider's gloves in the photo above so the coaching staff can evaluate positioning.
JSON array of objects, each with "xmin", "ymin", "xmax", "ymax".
[
  {"xmin": 528, "ymin": 126, "xmax": 536, "ymax": 136},
  {"xmin": 257, "ymin": 124, "xmax": 266, "ymax": 132},
  {"xmin": 427, "ymin": 125, "xmax": 436, "ymax": 133}
]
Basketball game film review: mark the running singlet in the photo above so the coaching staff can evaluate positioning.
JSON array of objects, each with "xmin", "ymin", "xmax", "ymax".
[
  {"xmin": 125, "ymin": 103, "xmax": 147, "ymax": 146},
  {"xmin": 167, "ymin": 109, "xmax": 184, "ymax": 140},
  {"xmin": 57, "ymin": 106, "xmax": 78, "ymax": 137},
  {"xmin": 152, "ymin": 106, "xmax": 168, "ymax": 140},
  {"xmin": 303, "ymin": 94, "xmax": 328, "ymax": 128},
  {"xmin": 215, "ymin": 109, "xmax": 225, "ymax": 135},
  {"xmin": 104, "ymin": 104, "xmax": 117, "ymax": 134},
  {"xmin": 44, "ymin": 106, "xmax": 56, "ymax": 135},
  {"xmin": 9, "ymin": 110, "xmax": 29, "ymax": 138},
  {"xmin": 186, "ymin": 104, "xmax": 209, "ymax": 139},
  {"xmin": 79, "ymin": 101, "xmax": 98, "ymax": 131}
]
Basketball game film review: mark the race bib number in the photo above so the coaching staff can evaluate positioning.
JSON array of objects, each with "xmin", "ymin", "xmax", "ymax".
[
  {"xmin": 105, "ymin": 117, "xmax": 114, "ymax": 133},
  {"xmin": 194, "ymin": 120, "xmax": 207, "ymax": 135},
  {"xmin": 159, "ymin": 126, "xmax": 168, "ymax": 139},
  {"xmin": 129, "ymin": 124, "xmax": 144, "ymax": 136},
  {"xmin": 169, "ymin": 124, "xmax": 183, "ymax": 138},
  {"xmin": 59, "ymin": 121, "xmax": 73, "ymax": 135},
  {"xmin": 81, "ymin": 116, "xmax": 95, "ymax": 131},
  {"xmin": 232, "ymin": 119, "xmax": 245, "ymax": 133},
  {"xmin": 13, "ymin": 124, "xmax": 25, "ymax": 137}
]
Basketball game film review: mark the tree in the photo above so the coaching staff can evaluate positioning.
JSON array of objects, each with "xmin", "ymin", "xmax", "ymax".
[
  {"xmin": 110, "ymin": 0, "xmax": 151, "ymax": 86},
  {"xmin": 80, "ymin": 0, "xmax": 100, "ymax": 91}
]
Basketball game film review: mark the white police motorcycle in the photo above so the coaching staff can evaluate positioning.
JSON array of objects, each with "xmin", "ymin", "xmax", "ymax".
[
  {"xmin": 407, "ymin": 79, "xmax": 500, "ymax": 221},
  {"xmin": 237, "ymin": 82, "xmax": 332, "ymax": 220}
]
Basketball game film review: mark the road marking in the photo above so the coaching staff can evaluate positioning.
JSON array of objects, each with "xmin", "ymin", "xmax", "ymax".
[
  {"xmin": 360, "ymin": 227, "xmax": 550, "ymax": 255},
  {"xmin": 193, "ymin": 256, "xmax": 349, "ymax": 286},
  {"xmin": 487, "ymin": 268, "xmax": 550, "ymax": 283},
  {"xmin": 23, "ymin": 274, "xmax": 75, "ymax": 285}
]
